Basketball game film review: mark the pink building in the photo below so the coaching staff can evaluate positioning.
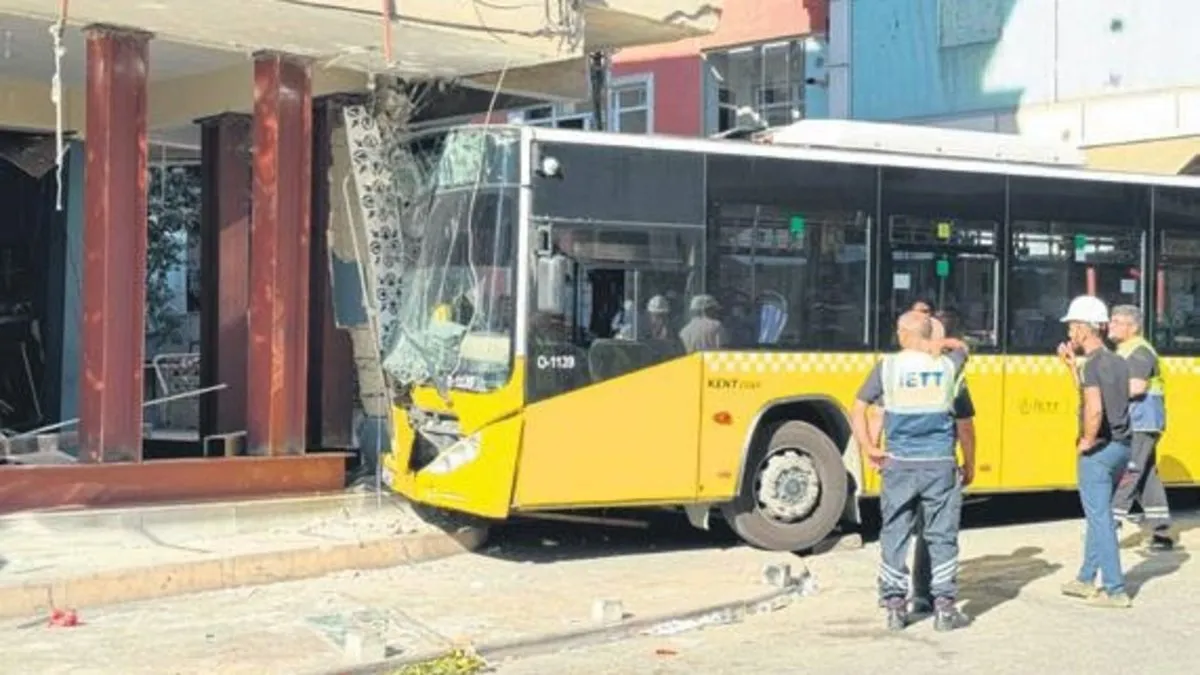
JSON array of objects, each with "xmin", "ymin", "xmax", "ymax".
[{"xmin": 505, "ymin": 0, "xmax": 830, "ymax": 136}]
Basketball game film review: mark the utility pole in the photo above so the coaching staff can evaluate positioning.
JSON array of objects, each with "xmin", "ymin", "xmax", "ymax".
[{"xmin": 588, "ymin": 50, "xmax": 610, "ymax": 131}]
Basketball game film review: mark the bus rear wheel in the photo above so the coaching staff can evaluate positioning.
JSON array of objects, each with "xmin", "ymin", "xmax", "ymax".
[{"xmin": 720, "ymin": 420, "xmax": 848, "ymax": 552}]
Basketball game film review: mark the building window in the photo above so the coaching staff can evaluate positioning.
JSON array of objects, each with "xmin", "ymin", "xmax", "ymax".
[
  {"xmin": 508, "ymin": 73, "xmax": 653, "ymax": 134},
  {"xmin": 507, "ymin": 102, "xmax": 594, "ymax": 130},
  {"xmin": 608, "ymin": 75, "xmax": 653, "ymax": 134},
  {"xmin": 705, "ymin": 39, "xmax": 805, "ymax": 134}
]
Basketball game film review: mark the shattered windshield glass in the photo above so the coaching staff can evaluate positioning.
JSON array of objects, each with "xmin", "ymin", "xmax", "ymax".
[{"xmin": 382, "ymin": 127, "xmax": 520, "ymax": 394}]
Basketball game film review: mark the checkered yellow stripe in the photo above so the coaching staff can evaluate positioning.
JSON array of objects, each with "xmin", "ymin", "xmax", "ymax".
[
  {"xmin": 700, "ymin": 352, "xmax": 1200, "ymax": 377},
  {"xmin": 702, "ymin": 351, "xmax": 875, "ymax": 374}
]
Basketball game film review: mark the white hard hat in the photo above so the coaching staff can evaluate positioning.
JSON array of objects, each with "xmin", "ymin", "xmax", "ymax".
[
  {"xmin": 1061, "ymin": 295, "xmax": 1109, "ymax": 325},
  {"xmin": 689, "ymin": 294, "xmax": 719, "ymax": 312},
  {"xmin": 646, "ymin": 295, "xmax": 670, "ymax": 314}
]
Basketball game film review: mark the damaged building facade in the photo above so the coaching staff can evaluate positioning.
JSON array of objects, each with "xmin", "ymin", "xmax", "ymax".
[{"xmin": 0, "ymin": 0, "xmax": 721, "ymax": 510}]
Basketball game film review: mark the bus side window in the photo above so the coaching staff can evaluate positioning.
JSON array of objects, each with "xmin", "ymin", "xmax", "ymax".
[
  {"xmin": 1006, "ymin": 178, "xmax": 1150, "ymax": 354},
  {"xmin": 706, "ymin": 154, "xmax": 876, "ymax": 350},
  {"xmin": 1152, "ymin": 187, "xmax": 1200, "ymax": 353},
  {"xmin": 879, "ymin": 168, "xmax": 1003, "ymax": 348},
  {"xmin": 526, "ymin": 223, "xmax": 702, "ymax": 404}
]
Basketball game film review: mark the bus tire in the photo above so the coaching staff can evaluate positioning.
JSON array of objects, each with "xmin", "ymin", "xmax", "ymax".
[{"xmin": 720, "ymin": 420, "xmax": 848, "ymax": 552}]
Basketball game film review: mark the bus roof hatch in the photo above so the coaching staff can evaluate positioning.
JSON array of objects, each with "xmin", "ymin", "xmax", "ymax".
[{"xmin": 760, "ymin": 119, "xmax": 1086, "ymax": 168}]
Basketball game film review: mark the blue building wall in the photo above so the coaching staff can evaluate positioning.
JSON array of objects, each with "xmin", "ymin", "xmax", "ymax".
[
  {"xmin": 849, "ymin": 0, "xmax": 1200, "ymax": 121},
  {"xmin": 804, "ymin": 36, "xmax": 830, "ymax": 119}
]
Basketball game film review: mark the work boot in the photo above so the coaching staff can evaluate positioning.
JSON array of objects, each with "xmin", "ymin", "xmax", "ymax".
[
  {"xmin": 883, "ymin": 597, "xmax": 908, "ymax": 631},
  {"xmin": 1148, "ymin": 531, "xmax": 1175, "ymax": 551},
  {"xmin": 910, "ymin": 595, "xmax": 935, "ymax": 616},
  {"xmin": 932, "ymin": 597, "xmax": 970, "ymax": 632},
  {"xmin": 1061, "ymin": 579, "xmax": 1099, "ymax": 598},
  {"xmin": 1088, "ymin": 590, "xmax": 1133, "ymax": 609}
]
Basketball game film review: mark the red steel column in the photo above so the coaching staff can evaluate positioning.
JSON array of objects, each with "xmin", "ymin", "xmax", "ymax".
[
  {"xmin": 198, "ymin": 114, "xmax": 252, "ymax": 442},
  {"xmin": 306, "ymin": 98, "xmax": 355, "ymax": 449},
  {"xmin": 80, "ymin": 25, "xmax": 151, "ymax": 464},
  {"xmin": 247, "ymin": 53, "xmax": 313, "ymax": 456}
]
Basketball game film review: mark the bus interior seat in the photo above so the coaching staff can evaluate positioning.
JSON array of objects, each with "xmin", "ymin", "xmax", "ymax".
[{"xmin": 757, "ymin": 291, "xmax": 788, "ymax": 344}]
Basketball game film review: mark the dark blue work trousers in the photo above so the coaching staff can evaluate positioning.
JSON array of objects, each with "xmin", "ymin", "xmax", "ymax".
[{"xmin": 878, "ymin": 460, "xmax": 962, "ymax": 602}]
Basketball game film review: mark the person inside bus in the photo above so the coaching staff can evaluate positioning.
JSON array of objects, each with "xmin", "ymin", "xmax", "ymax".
[
  {"xmin": 643, "ymin": 295, "xmax": 674, "ymax": 340},
  {"xmin": 643, "ymin": 294, "xmax": 685, "ymax": 361},
  {"xmin": 679, "ymin": 294, "xmax": 729, "ymax": 353}
]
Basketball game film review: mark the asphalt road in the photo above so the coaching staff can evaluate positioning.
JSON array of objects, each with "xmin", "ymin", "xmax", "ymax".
[{"xmin": 489, "ymin": 489, "xmax": 1200, "ymax": 675}]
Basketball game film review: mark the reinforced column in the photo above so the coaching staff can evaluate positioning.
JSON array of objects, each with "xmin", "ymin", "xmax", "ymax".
[
  {"xmin": 198, "ymin": 114, "xmax": 252, "ymax": 445},
  {"xmin": 80, "ymin": 25, "xmax": 151, "ymax": 464},
  {"xmin": 247, "ymin": 52, "xmax": 313, "ymax": 456}
]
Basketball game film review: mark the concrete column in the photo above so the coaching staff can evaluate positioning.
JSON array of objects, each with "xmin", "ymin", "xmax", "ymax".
[
  {"xmin": 306, "ymin": 98, "xmax": 355, "ymax": 450},
  {"xmin": 198, "ymin": 113, "xmax": 252, "ymax": 443},
  {"xmin": 80, "ymin": 25, "xmax": 151, "ymax": 463},
  {"xmin": 246, "ymin": 52, "xmax": 313, "ymax": 456}
]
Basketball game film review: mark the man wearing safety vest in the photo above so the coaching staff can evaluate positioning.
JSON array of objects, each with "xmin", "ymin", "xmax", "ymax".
[
  {"xmin": 1107, "ymin": 304, "xmax": 1174, "ymax": 551},
  {"xmin": 851, "ymin": 310, "xmax": 972, "ymax": 632}
]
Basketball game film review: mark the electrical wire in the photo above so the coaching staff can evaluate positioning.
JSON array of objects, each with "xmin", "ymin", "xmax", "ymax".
[{"xmin": 49, "ymin": 0, "xmax": 69, "ymax": 212}]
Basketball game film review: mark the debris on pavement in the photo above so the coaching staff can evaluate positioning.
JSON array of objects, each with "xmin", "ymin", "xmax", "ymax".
[
  {"xmin": 47, "ymin": 608, "xmax": 79, "ymax": 628},
  {"xmin": 590, "ymin": 599, "xmax": 624, "ymax": 624},
  {"xmin": 392, "ymin": 649, "xmax": 487, "ymax": 675},
  {"xmin": 761, "ymin": 562, "xmax": 818, "ymax": 595}
]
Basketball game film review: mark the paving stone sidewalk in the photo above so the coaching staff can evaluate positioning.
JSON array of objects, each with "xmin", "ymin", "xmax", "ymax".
[{"xmin": 0, "ymin": 535, "xmax": 797, "ymax": 674}]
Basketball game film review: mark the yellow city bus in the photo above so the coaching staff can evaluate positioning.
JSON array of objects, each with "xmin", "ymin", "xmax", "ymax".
[{"xmin": 378, "ymin": 120, "xmax": 1200, "ymax": 551}]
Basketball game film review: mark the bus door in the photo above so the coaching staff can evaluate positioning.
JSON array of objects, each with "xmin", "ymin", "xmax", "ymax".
[
  {"xmin": 881, "ymin": 168, "xmax": 1004, "ymax": 489},
  {"xmin": 515, "ymin": 221, "xmax": 705, "ymax": 508}
]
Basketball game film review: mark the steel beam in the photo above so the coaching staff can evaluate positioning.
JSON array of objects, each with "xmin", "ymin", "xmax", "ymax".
[
  {"xmin": 247, "ymin": 53, "xmax": 313, "ymax": 456},
  {"xmin": 0, "ymin": 454, "xmax": 348, "ymax": 514},
  {"xmin": 307, "ymin": 99, "xmax": 356, "ymax": 450},
  {"xmin": 80, "ymin": 25, "xmax": 151, "ymax": 464},
  {"xmin": 198, "ymin": 114, "xmax": 253, "ymax": 441}
]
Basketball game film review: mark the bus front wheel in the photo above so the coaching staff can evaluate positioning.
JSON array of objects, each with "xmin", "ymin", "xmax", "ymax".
[{"xmin": 720, "ymin": 420, "xmax": 848, "ymax": 552}]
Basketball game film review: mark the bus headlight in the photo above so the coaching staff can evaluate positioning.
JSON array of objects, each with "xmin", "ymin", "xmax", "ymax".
[{"xmin": 423, "ymin": 434, "xmax": 482, "ymax": 475}]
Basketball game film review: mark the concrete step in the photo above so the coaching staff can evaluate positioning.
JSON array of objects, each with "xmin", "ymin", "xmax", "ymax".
[{"xmin": 0, "ymin": 490, "xmax": 488, "ymax": 619}]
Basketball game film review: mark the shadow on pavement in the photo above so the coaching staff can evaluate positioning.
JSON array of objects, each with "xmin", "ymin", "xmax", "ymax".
[
  {"xmin": 957, "ymin": 546, "xmax": 1062, "ymax": 619},
  {"xmin": 859, "ymin": 492, "xmax": 1089, "ymax": 545},
  {"xmin": 1119, "ymin": 518, "xmax": 1198, "ymax": 598},
  {"xmin": 1125, "ymin": 546, "xmax": 1191, "ymax": 598},
  {"xmin": 480, "ymin": 509, "xmax": 742, "ymax": 564}
]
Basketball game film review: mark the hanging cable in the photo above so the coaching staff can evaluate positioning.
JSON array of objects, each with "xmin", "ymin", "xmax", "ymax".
[{"xmin": 49, "ymin": 0, "xmax": 70, "ymax": 212}]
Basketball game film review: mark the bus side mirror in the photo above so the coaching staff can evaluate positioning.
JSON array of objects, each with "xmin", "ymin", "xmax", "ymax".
[{"xmin": 536, "ymin": 254, "xmax": 568, "ymax": 314}]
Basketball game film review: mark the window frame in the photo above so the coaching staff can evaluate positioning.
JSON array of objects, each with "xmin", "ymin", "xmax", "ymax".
[
  {"xmin": 876, "ymin": 167, "xmax": 1007, "ymax": 353},
  {"xmin": 608, "ymin": 73, "xmax": 654, "ymax": 134},
  {"xmin": 524, "ymin": 218, "xmax": 705, "ymax": 404},
  {"xmin": 704, "ymin": 153, "xmax": 878, "ymax": 352},
  {"xmin": 1003, "ymin": 177, "xmax": 1151, "ymax": 356},
  {"xmin": 703, "ymin": 37, "xmax": 808, "ymax": 134},
  {"xmin": 1148, "ymin": 186, "xmax": 1200, "ymax": 355},
  {"xmin": 505, "ymin": 73, "xmax": 654, "ymax": 134}
]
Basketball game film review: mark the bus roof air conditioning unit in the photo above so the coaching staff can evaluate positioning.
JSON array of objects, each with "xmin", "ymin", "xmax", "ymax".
[{"xmin": 761, "ymin": 119, "xmax": 1086, "ymax": 167}]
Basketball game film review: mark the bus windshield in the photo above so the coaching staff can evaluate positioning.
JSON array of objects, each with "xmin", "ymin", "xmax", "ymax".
[{"xmin": 381, "ymin": 126, "xmax": 520, "ymax": 394}]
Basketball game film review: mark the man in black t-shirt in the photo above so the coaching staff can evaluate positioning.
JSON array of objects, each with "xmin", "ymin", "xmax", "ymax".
[{"xmin": 1056, "ymin": 295, "xmax": 1133, "ymax": 609}]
